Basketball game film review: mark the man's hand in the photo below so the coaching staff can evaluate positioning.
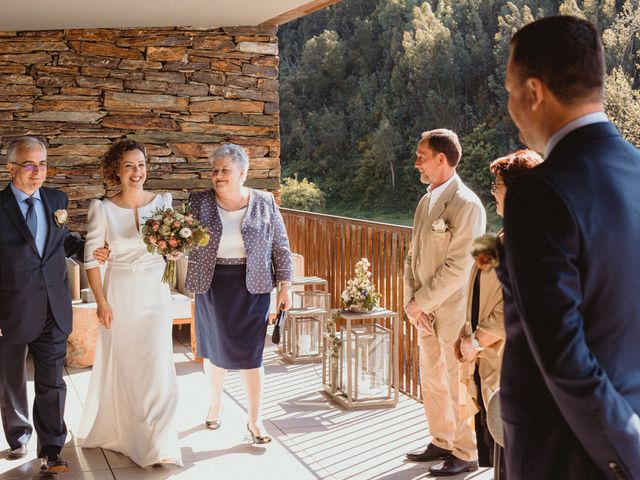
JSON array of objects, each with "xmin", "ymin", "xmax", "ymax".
[
  {"xmin": 459, "ymin": 335, "xmax": 478, "ymax": 362},
  {"xmin": 96, "ymin": 302, "xmax": 113, "ymax": 329},
  {"xmin": 404, "ymin": 299, "xmax": 423, "ymax": 321},
  {"xmin": 93, "ymin": 246, "xmax": 110, "ymax": 265},
  {"xmin": 415, "ymin": 312, "xmax": 434, "ymax": 335}
]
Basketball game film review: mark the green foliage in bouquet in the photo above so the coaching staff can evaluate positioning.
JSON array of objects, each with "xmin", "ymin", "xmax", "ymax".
[{"xmin": 141, "ymin": 202, "xmax": 210, "ymax": 284}]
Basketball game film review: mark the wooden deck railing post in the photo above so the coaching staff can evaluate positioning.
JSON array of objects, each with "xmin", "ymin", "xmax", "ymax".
[{"xmin": 281, "ymin": 208, "xmax": 421, "ymax": 400}]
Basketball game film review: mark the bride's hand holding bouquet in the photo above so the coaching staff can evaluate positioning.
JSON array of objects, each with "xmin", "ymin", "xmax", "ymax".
[{"xmin": 142, "ymin": 203, "xmax": 210, "ymax": 284}]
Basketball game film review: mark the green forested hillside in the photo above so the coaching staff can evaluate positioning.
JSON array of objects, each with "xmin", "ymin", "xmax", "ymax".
[{"xmin": 278, "ymin": 0, "xmax": 640, "ymax": 225}]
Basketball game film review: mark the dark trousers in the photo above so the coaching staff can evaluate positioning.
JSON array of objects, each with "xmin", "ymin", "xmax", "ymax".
[
  {"xmin": 0, "ymin": 311, "xmax": 68, "ymax": 458},
  {"xmin": 473, "ymin": 368, "xmax": 494, "ymax": 467}
]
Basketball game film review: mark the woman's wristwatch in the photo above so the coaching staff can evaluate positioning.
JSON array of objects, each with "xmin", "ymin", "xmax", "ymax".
[
  {"xmin": 278, "ymin": 281, "xmax": 291, "ymax": 289},
  {"xmin": 471, "ymin": 331, "xmax": 485, "ymax": 352}
]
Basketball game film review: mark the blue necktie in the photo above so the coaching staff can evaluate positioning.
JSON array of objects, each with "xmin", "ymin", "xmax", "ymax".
[{"xmin": 25, "ymin": 197, "xmax": 38, "ymax": 240}]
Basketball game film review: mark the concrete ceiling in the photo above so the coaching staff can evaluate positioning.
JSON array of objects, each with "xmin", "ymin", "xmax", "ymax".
[{"xmin": 0, "ymin": 0, "xmax": 341, "ymax": 31}]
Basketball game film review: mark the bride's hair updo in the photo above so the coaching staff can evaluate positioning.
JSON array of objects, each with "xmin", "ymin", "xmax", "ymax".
[{"xmin": 102, "ymin": 139, "xmax": 147, "ymax": 186}]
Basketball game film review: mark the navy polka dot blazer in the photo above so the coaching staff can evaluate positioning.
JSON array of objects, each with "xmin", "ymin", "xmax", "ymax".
[{"xmin": 185, "ymin": 188, "xmax": 294, "ymax": 294}]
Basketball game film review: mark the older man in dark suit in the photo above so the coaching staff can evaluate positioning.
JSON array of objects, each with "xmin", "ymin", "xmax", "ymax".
[
  {"xmin": 0, "ymin": 137, "xmax": 84, "ymax": 474},
  {"xmin": 500, "ymin": 16, "xmax": 640, "ymax": 480}
]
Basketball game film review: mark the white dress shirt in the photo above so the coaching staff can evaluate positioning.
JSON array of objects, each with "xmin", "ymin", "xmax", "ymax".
[
  {"xmin": 544, "ymin": 111, "xmax": 609, "ymax": 158},
  {"xmin": 427, "ymin": 173, "xmax": 458, "ymax": 215}
]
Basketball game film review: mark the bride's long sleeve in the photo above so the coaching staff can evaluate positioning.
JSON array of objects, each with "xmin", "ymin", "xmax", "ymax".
[{"xmin": 84, "ymin": 199, "xmax": 107, "ymax": 269}]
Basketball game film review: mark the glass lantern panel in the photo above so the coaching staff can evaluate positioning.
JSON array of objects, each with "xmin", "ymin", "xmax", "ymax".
[
  {"xmin": 353, "ymin": 324, "xmax": 391, "ymax": 400},
  {"xmin": 295, "ymin": 316, "xmax": 322, "ymax": 356},
  {"xmin": 292, "ymin": 290, "xmax": 328, "ymax": 310}
]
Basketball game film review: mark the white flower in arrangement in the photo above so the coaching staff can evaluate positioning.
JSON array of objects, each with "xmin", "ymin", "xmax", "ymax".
[
  {"xmin": 341, "ymin": 257, "xmax": 381, "ymax": 312},
  {"xmin": 179, "ymin": 228, "xmax": 192, "ymax": 238},
  {"xmin": 432, "ymin": 218, "xmax": 448, "ymax": 232}
]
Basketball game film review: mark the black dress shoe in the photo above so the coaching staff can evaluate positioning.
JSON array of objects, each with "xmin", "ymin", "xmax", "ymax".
[
  {"xmin": 428, "ymin": 454, "xmax": 479, "ymax": 476},
  {"xmin": 40, "ymin": 454, "xmax": 70, "ymax": 474},
  {"xmin": 8, "ymin": 444, "xmax": 27, "ymax": 459},
  {"xmin": 406, "ymin": 443, "xmax": 452, "ymax": 462}
]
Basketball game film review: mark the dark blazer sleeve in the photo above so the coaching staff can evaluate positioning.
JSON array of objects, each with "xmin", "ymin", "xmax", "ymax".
[{"xmin": 503, "ymin": 176, "xmax": 640, "ymax": 477}]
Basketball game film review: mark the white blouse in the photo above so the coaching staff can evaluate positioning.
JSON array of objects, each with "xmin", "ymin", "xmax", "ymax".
[
  {"xmin": 84, "ymin": 193, "xmax": 172, "ymax": 269},
  {"xmin": 216, "ymin": 205, "xmax": 247, "ymax": 258}
]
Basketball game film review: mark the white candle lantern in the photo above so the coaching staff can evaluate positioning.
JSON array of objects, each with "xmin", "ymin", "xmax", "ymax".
[{"xmin": 323, "ymin": 308, "xmax": 399, "ymax": 409}]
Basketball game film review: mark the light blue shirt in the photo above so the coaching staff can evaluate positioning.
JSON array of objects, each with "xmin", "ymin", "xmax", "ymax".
[
  {"xmin": 11, "ymin": 183, "xmax": 48, "ymax": 256},
  {"xmin": 544, "ymin": 111, "xmax": 610, "ymax": 158}
]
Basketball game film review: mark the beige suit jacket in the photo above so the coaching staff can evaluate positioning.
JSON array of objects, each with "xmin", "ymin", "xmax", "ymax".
[
  {"xmin": 459, "ymin": 263, "xmax": 505, "ymax": 416},
  {"xmin": 404, "ymin": 175, "xmax": 486, "ymax": 341}
]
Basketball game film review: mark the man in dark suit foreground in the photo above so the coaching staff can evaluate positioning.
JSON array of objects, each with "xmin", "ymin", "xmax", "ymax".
[
  {"xmin": 500, "ymin": 16, "xmax": 640, "ymax": 480},
  {"xmin": 0, "ymin": 137, "xmax": 84, "ymax": 474}
]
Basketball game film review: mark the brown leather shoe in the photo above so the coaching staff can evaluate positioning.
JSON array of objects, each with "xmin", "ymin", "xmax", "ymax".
[
  {"xmin": 405, "ymin": 443, "xmax": 452, "ymax": 462},
  {"xmin": 7, "ymin": 445, "xmax": 27, "ymax": 459},
  {"xmin": 40, "ymin": 454, "xmax": 70, "ymax": 474},
  {"xmin": 428, "ymin": 454, "xmax": 479, "ymax": 476}
]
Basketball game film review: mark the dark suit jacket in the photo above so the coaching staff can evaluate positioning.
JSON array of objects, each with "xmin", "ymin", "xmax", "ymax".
[
  {"xmin": 499, "ymin": 122, "xmax": 640, "ymax": 480},
  {"xmin": 0, "ymin": 185, "xmax": 84, "ymax": 344}
]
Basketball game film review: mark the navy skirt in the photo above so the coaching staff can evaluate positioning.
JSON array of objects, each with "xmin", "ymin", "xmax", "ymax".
[{"xmin": 194, "ymin": 263, "xmax": 271, "ymax": 369}]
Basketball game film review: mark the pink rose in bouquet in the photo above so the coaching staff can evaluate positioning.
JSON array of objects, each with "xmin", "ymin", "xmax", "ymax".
[{"xmin": 141, "ymin": 203, "xmax": 210, "ymax": 284}]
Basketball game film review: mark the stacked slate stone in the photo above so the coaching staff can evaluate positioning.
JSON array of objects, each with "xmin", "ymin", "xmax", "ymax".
[{"xmin": 0, "ymin": 26, "xmax": 280, "ymax": 232}]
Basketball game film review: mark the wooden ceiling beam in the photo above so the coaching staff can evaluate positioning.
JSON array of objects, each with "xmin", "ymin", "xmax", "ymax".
[{"xmin": 260, "ymin": 0, "xmax": 341, "ymax": 26}]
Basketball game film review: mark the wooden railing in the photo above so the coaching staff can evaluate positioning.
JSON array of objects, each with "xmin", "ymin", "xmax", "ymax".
[{"xmin": 281, "ymin": 208, "xmax": 423, "ymax": 399}]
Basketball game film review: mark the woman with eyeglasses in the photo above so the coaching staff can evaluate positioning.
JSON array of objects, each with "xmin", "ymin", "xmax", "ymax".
[
  {"xmin": 185, "ymin": 143, "xmax": 292, "ymax": 444},
  {"xmin": 456, "ymin": 149, "xmax": 542, "ymax": 469}
]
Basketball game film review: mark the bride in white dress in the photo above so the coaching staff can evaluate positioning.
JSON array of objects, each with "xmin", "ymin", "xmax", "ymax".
[{"xmin": 78, "ymin": 139, "xmax": 182, "ymax": 467}]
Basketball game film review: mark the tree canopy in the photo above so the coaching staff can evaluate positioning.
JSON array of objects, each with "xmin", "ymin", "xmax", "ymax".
[{"xmin": 278, "ymin": 0, "xmax": 640, "ymax": 226}]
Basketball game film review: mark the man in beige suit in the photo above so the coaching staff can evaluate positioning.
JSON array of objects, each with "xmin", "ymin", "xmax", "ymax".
[{"xmin": 404, "ymin": 129, "xmax": 485, "ymax": 476}]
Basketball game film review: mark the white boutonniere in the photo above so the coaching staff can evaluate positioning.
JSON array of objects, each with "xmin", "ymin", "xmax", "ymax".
[
  {"xmin": 53, "ymin": 209, "xmax": 68, "ymax": 227},
  {"xmin": 432, "ymin": 218, "xmax": 448, "ymax": 232}
]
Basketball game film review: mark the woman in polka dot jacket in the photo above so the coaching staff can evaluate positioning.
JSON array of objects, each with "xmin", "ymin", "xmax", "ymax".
[{"xmin": 185, "ymin": 143, "xmax": 292, "ymax": 444}]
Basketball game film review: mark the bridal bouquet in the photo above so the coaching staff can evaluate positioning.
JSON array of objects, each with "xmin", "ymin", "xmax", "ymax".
[
  {"xmin": 142, "ymin": 203, "xmax": 210, "ymax": 284},
  {"xmin": 340, "ymin": 258, "xmax": 381, "ymax": 313}
]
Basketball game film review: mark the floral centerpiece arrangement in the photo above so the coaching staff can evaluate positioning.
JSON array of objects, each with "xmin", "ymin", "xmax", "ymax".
[
  {"xmin": 340, "ymin": 258, "xmax": 381, "ymax": 313},
  {"xmin": 471, "ymin": 233, "xmax": 500, "ymax": 270},
  {"xmin": 142, "ymin": 203, "xmax": 210, "ymax": 284}
]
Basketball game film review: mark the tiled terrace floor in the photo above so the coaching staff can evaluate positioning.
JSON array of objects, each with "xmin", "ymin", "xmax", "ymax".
[{"xmin": 0, "ymin": 329, "xmax": 493, "ymax": 480}]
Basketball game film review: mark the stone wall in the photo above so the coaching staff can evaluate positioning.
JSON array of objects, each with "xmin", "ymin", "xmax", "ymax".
[{"xmin": 0, "ymin": 26, "xmax": 280, "ymax": 232}]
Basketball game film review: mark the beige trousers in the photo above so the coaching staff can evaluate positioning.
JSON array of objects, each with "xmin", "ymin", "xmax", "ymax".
[{"xmin": 419, "ymin": 331, "xmax": 477, "ymax": 461}]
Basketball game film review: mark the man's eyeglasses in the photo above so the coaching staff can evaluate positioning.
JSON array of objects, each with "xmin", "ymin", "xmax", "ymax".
[
  {"xmin": 11, "ymin": 162, "xmax": 48, "ymax": 172},
  {"xmin": 490, "ymin": 181, "xmax": 505, "ymax": 193}
]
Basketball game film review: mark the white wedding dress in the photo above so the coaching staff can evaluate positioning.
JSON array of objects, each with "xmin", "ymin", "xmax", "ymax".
[{"xmin": 78, "ymin": 193, "xmax": 182, "ymax": 467}]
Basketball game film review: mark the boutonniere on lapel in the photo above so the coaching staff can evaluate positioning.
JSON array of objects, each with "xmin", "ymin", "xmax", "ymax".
[
  {"xmin": 471, "ymin": 233, "xmax": 500, "ymax": 270},
  {"xmin": 432, "ymin": 218, "xmax": 449, "ymax": 232},
  {"xmin": 53, "ymin": 209, "xmax": 68, "ymax": 227}
]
